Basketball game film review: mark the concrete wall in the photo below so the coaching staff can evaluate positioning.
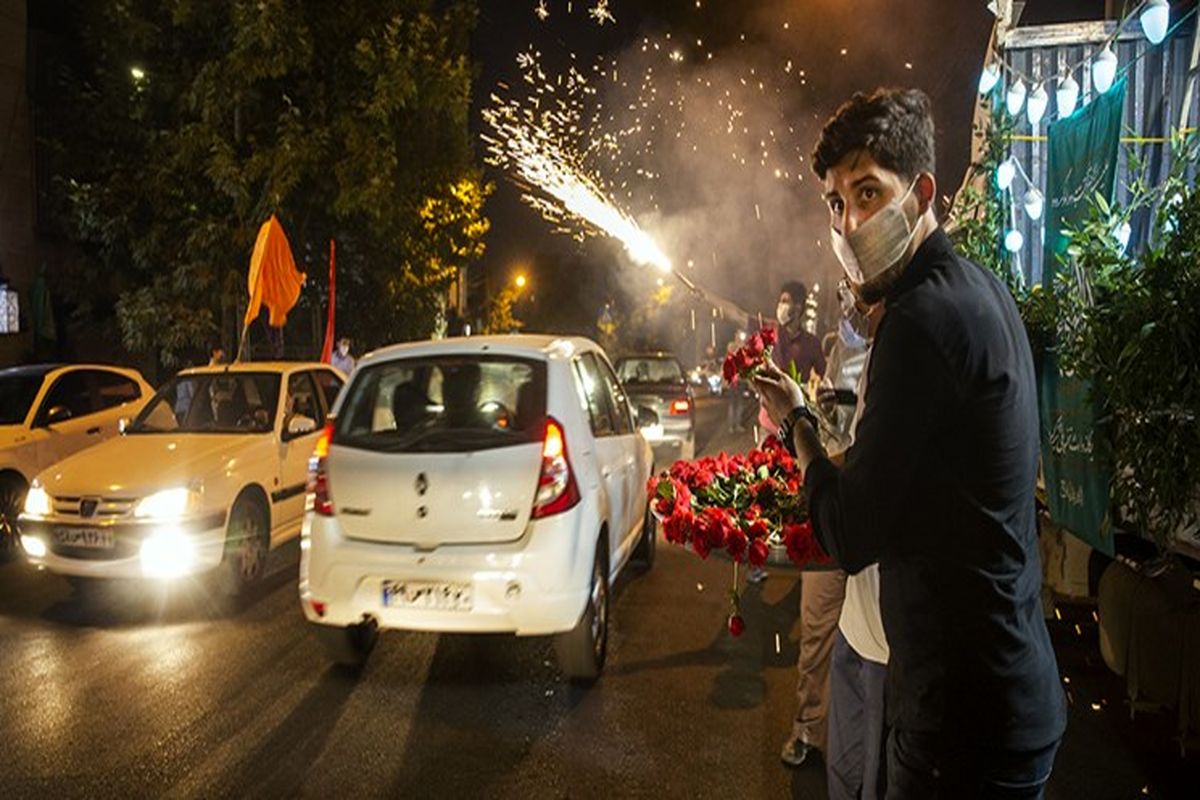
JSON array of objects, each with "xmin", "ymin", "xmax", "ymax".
[{"xmin": 0, "ymin": 0, "xmax": 33, "ymax": 365}]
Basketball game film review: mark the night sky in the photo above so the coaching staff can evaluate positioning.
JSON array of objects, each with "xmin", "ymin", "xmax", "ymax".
[{"xmin": 471, "ymin": 0, "xmax": 1000, "ymax": 338}]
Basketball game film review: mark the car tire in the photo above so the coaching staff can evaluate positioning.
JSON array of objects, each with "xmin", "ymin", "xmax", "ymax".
[
  {"xmin": 554, "ymin": 538, "xmax": 609, "ymax": 684},
  {"xmin": 0, "ymin": 473, "xmax": 27, "ymax": 562},
  {"xmin": 633, "ymin": 502, "xmax": 656, "ymax": 568},
  {"xmin": 219, "ymin": 494, "xmax": 269, "ymax": 597},
  {"xmin": 312, "ymin": 618, "xmax": 378, "ymax": 668}
]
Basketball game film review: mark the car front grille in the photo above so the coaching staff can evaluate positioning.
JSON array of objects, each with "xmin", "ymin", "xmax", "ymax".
[{"xmin": 51, "ymin": 496, "xmax": 137, "ymax": 520}]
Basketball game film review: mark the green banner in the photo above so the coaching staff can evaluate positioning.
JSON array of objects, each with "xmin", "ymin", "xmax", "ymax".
[{"xmin": 1038, "ymin": 78, "xmax": 1125, "ymax": 555}]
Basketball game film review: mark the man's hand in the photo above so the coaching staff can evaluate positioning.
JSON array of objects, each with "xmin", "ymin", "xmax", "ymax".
[{"xmin": 751, "ymin": 360, "xmax": 806, "ymax": 428}]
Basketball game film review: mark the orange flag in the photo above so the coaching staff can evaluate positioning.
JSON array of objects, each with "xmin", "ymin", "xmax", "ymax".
[{"xmin": 244, "ymin": 215, "xmax": 306, "ymax": 329}]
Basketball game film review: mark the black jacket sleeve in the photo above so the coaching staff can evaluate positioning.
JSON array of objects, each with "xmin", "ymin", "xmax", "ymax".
[{"xmin": 804, "ymin": 309, "xmax": 952, "ymax": 573}]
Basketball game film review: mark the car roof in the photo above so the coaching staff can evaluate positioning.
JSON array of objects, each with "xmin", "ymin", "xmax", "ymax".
[
  {"xmin": 0, "ymin": 364, "xmax": 63, "ymax": 379},
  {"xmin": 359, "ymin": 334, "xmax": 603, "ymax": 367},
  {"xmin": 178, "ymin": 361, "xmax": 339, "ymax": 377}
]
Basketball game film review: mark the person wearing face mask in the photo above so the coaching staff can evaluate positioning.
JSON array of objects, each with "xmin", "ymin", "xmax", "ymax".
[
  {"xmin": 331, "ymin": 337, "xmax": 356, "ymax": 375},
  {"xmin": 754, "ymin": 89, "xmax": 1065, "ymax": 798}
]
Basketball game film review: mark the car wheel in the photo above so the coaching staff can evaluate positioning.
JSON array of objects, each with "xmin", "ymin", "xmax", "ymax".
[
  {"xmin": 311, "ymin": 618, "xmax": 379, "ymax": 668},
  {"xmin": 633, "ymin": 502, "xmax": 656, "ymax": 568},
  {"xmin": 0, "ymin": 474, "xmax": 27, "ymax": 562},
  {"xmin": 554, "ymin": 538, "xmax": 609, "ymax": 684},
  {"xmin": 220, "ymin": 495, "xmax": 269, "ymax": 597}
]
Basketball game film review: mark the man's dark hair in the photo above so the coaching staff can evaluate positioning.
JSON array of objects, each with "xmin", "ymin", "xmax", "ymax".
[
  {"xmin": 781, "ymin": 280, "xmax": 808, "ymax": 304},
  {"xmin": 812, "ymin": 88, "xmax": 936, "ymax": 181}
]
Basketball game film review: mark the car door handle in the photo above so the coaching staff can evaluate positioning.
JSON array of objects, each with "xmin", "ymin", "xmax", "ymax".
[{"xmin": 86, "ymin": 426, "xmax": 102, "ymax": 435}]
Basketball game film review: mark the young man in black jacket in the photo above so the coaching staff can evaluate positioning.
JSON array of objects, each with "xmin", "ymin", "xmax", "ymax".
[{"xmin": 754, "ymin": 88, "xmax": 1066, "ymax": 798}]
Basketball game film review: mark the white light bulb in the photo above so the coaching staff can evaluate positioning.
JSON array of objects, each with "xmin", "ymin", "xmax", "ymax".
[
  {"xmin": 979, "ymin": 62, "xmax": 1001, "ymax": 95},
  {"xmin": 997, "ymin": 157, "xmax": 1017, "ymax": 191},
  {"xmin": 1005, "ymin": 230, "xmax": 1025, "ymax": 253},
  {"xmin": 1056, "ymin": 74, "xmax": 1080, "ymax": 118},
  {"xmin": 1092, "ymin": 46, "xmax": 1118, "ymax": 95},
  {"xmin": 1006, "ymin": 78, "xmax": 1027, "ymax": 116},
  {"xmin": 1027, "ymin": 83, "xmax": 1049, "ymax": 126},
  {"xmin": 1140, "ymin": 0, "xmax": 1170, "ymax": 46},
  {"xmin": 1024, "ymin": 189, "xmax": 1044, "ymax": 220}
]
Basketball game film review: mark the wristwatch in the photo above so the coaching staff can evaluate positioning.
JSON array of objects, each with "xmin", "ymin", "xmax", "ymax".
[{"xmin": 779, "ymin": 404, "xmax": 819, "ymax": 458}]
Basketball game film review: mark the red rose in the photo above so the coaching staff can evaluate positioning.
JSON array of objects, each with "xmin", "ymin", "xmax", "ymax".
[
  {"xmin": 748, "ymin": 537, "xmax": 770, "ymax": 567},
  {"xmin": 746, "ymin": 518, "xmax": 770, "ymax": 541},
  {"xmin": 736, "ymin": 348, "xmax": 756, "ymax": 371},
  {"xmin": 692, "ymin": 533, "xmax": 711, "ymax": 559},
  {"xmin": 746, "ymin": 332, "xmax": 765, "ymax": 357},
  {"xmin": 663, "ymin": 508, "xmax": 694, "ymax": 545},
  {"xmin": 693, "ymin": 468, "xmax": 716, "ymax": 490},
  {"xmin": 726, "ymin": 526, "xmax": 748, "ymax": 562},
  {"xmin": 728, "ymin": 614, "xmax": 745, "ymax": 637},
  {"xmin": 723, "ymin": 354, "xmax": 738, "ymax": 383},
  {"xmin": 761, "ymin": 326, "xmax": 778, "ymax": 347}
]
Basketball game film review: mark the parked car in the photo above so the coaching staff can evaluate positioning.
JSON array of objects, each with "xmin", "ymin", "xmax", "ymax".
[
  {"xmin": 1, "ymin": 364, "xmax": 153, "ymax": 558},
  {"xmin": 18, "ymin": 362, "xmax": 344, "ymax": 594},
  {"xmin": 300, "ymin": 335, "xmax": 657, "ymax": 682},
  {"xmin": 615, "ymin": 352, "xmax": 695, "ymax": 462}
]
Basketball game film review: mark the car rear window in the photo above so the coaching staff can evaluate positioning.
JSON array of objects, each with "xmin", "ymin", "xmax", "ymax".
[
  {"xmin": 334, "ymin": 355, "xmax": 547, "ymax": 453},
  {"xmin": 616, "ymin": 357, "xmax": 684, "ymax": 384}
]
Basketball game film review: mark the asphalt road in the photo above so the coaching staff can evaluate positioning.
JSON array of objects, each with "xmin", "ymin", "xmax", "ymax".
[{"xmin": 0, "ymin": 395, "xmax": 1196, "ymax": 798}]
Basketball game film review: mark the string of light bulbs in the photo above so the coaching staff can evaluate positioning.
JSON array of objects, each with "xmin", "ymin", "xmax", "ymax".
[{"xmin": 978, "ymin": 0, "xmax": 1173, "ymax": 127}]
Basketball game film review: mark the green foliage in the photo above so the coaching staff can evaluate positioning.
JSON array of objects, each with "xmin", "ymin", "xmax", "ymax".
[
  {"xmin": 482, "ymin": 285, "xmax": 525, "ymax": 335},
  {"xmin": 949, "ymin": 103, "xmax": 1019, "ymax": 292},
  {"xmin": 1054, "ymin": 133, "xmax": 1200, "ymax": 550},
  {"xmin": 44, "ymin": 0, "xmax": 485, "ymax": 365}
]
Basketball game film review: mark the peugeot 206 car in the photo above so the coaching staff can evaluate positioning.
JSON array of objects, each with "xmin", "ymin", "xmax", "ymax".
[
  {"xmin": 300, "ymin": 335, "xmax": 658, "ymax": 682},
  {"xmin": 1, "ymin": 364, "xmax": 153, "ymax": 557},
  {"xmin": 19, "ymin": 362, "xmax": 344, "ymax": 595},
  {"xmin": 615, "ymin": 352, "xmax": 695, "ymax": 462}
]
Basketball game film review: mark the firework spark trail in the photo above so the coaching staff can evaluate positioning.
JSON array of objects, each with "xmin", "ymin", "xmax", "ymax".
[{"xmin": 483, "ymin": 54, "xmax": 672, "ymax": 272}]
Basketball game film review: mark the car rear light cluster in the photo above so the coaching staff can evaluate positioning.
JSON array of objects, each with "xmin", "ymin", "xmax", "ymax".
[
  {"xmin": 307, "ymin": 422, "xmax": 335, "ymax": 517},
  {"xmin": 669, "ymin": 398, "xmax": 691, "ymax": 415},
  {"xmin": 531, "ymin": 417, "xmax": 581, "ymax": 519}
]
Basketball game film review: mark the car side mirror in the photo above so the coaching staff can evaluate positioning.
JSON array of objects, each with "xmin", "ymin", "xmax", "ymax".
[
  {"xmin": 42, "ymin": 405, "xmax": 72, "ymax": 427},
  {"xmin": 118, "ymin": 417, "xmax": 132, "ymax": 434},
  {"xmin": 636, "ymin": 406, "xmax": 659, "ymax": 429},
  {"xmin": 284, "ymin": 414, "xmax": 317, "ymax": 441}
]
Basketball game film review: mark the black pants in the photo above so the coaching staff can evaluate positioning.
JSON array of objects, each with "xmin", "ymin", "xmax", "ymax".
[{"xmin": 885, "ymin": 728, "xmax": 1060, "ymax": 800}]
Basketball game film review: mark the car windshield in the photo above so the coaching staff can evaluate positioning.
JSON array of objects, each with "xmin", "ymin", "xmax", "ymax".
[
  {"xmin": 128, "ymin": 373, "xmax": 281, "ymax": 434},
  {"xmin": 616, "ymin": 358, "xmax": 684, "ymax": 384},
  {"xmin": 334, "ymin": 355, "xmax": 547, "ymax": 453},
  {"xmin": 0, "ymin": 374, "xmax": 45, "ymax": 425}
]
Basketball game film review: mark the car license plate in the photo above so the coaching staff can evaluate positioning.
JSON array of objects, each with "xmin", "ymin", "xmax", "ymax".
[
  {"xmin": 53, "ymin": 527, "xmax": 114, "ymax": 550},
  {"xmin": 381, "ymin": 580, "xmax": 472, "ymax": 611}
]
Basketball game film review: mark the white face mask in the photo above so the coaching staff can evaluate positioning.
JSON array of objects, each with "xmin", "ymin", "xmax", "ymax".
[
  {"xmin": 338, "ymin": 345, "xmax": 349, "ymax": 356},
  {"xmin": 776, "ymin": 302, "xmax": 793, "ymax": 326},
  {"xmin": 830, "ymin": 179, "xmax": 921, "ymax": 285}
]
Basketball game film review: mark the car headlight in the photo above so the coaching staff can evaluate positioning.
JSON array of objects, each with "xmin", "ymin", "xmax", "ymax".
[
  {"xmin": 23, "ymin": 484, "xmax": 51, "ymax": 517},
  {"xmin": 134, "ymin": 488, "xmax": 200, "ymax": 520},
  {"xmin": 139, "ymin": 529, "xmax": 196, "ymax": 578}
]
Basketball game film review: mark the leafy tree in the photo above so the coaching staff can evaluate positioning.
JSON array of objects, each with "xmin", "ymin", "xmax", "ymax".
[{"xmin": 42, "ymin": 0, "xmax": 486, "ymax": 365}]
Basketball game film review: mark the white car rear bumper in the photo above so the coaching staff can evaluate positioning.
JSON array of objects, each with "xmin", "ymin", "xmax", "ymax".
[{"xmin": 299, "ymin": 506, "xmax": 594, "ymax": 636}]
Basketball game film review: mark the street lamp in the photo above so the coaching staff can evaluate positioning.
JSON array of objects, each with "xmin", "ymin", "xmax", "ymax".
[
  {"xmin": 514, "ymin": 274, "xmax": 527, "ymax": 290},
  {"xmin": 130, "ymin": 66, "xmax": 146, "ymax": 81}
]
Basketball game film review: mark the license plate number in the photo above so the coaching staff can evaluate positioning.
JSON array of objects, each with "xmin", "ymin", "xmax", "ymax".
[
  {"xmin": 54, "ymin": 527, "xmax": 114, "ymax": 549},
  {"xmin": 381, "ymin": 580, "xmax": 472, "ymax": 611}
]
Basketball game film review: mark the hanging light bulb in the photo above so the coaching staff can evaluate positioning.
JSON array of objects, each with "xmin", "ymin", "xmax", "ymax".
[
  {"xmin": 1056, "ymin": 73, "xmax": 1080, "ymax": 118},
  {"xmin": 1006, "ymin": 78, "xmax": 1027, "ymax": 116},
  {"xmin": 1027, "ymin": 83, "xmax": 1049, "ymax": 126},
  {"xmin": 1005, "ymin": 230, "xmax": 1025, "ymax": 253},
  {"xmin": 1092, "ymin": 45, "xmax": 1118, "ymax": 95},
  {"xmin": 979, "ymin": 61, "xmax": 1001, "ymax": 95},
  {"xmin": 1024, "ymin": 188, "xmax": 1045, "ymax": 220},
  {"xmin": 1115, "ymin": 221, "xmax": 1132, "ymax": 251},
  {"xmin": 1140, "ymin": 0, "xmax": 1170, "ymax": 46},
  {"xmin": 996, "ymin": 157, "xmax": 1017, "ymax": 191}
]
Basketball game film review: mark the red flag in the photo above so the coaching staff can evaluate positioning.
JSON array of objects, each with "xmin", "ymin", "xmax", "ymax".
[{"xmin": 320, "ymin": 239, "xmax": 336, "ymax": 364}]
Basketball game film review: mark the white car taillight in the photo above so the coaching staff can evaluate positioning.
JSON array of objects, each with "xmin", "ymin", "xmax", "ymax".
[
  {"xmin": 307, "ymin": 422, "xmax": 335, "ymax": 517},
  {"xmin": 531, "ymin": 417, "xmax": 580, "ymax": 519}
]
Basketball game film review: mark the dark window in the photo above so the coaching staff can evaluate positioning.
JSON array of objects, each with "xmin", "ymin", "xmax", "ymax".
[
  {"xmin": 574, "ymin": 354, "xmax": 618, "ymax": 438},
  {"xmin": 616, "ymin": 357, "xmax": 685, "ymax": 384},
  {"xmin": 335, "ymin": 355, "xmax": 547, "ymax": 453},
  {"xmin": 129, "ymin": 373, "xmax": 281, "ymax": 435},
  {"xmin": 0, "ymin": 374, "xmax": 46, "ymax": 425},
  {"xmin": 312, "ymin": 370, "xmax": 344, "ymax": 415},
  {"xmin": 93, "ymin": 371, "xmax": 142, "ymax": 411},
  {"xmin": 597, "ymin": 356, "xmax": 634, "ymax": 434},
  {"xmin": 286, "ymin": 372, "xmax": 324, "ymax": 427},
  {"xmin": 37, "ymin": 371, "xmax": 95, "ymax": 423}
]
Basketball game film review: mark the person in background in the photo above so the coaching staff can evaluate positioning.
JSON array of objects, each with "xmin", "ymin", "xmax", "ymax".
[
  {"xmin": 726, "ymin": 330, "xmax": 749, "ymax": 433},
  {"xmin": 331, "ymin": 337, "xmax": 355, "ymax": 375},
  {"xmin": 209, "ymin": 346, "xmax": 226, "ymax": 366},
  {"xmin": 754, "ymin": 88, "xmax": 1065, "ymax": 797}
]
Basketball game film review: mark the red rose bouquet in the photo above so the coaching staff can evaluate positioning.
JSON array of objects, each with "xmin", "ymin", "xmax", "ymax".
[
  {"xmin": 722, "ymin": 326, "xmax": 777, "ymax": 385},
  {"xmin": 646, "ymin": 434, "xmax": 832, "ymax": 636}
]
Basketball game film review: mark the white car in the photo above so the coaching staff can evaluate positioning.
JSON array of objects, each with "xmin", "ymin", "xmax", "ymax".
[
  {"xmin": 19, "ymin": 362, "xmax": 345, "ymax": 594},
  {"xmin": 300, "ymin": 335, "xmax": 658, "ymax": 681},
  {"xmin": 1, "ymin": 364, "xmax": 153, "ymax": 557}
]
